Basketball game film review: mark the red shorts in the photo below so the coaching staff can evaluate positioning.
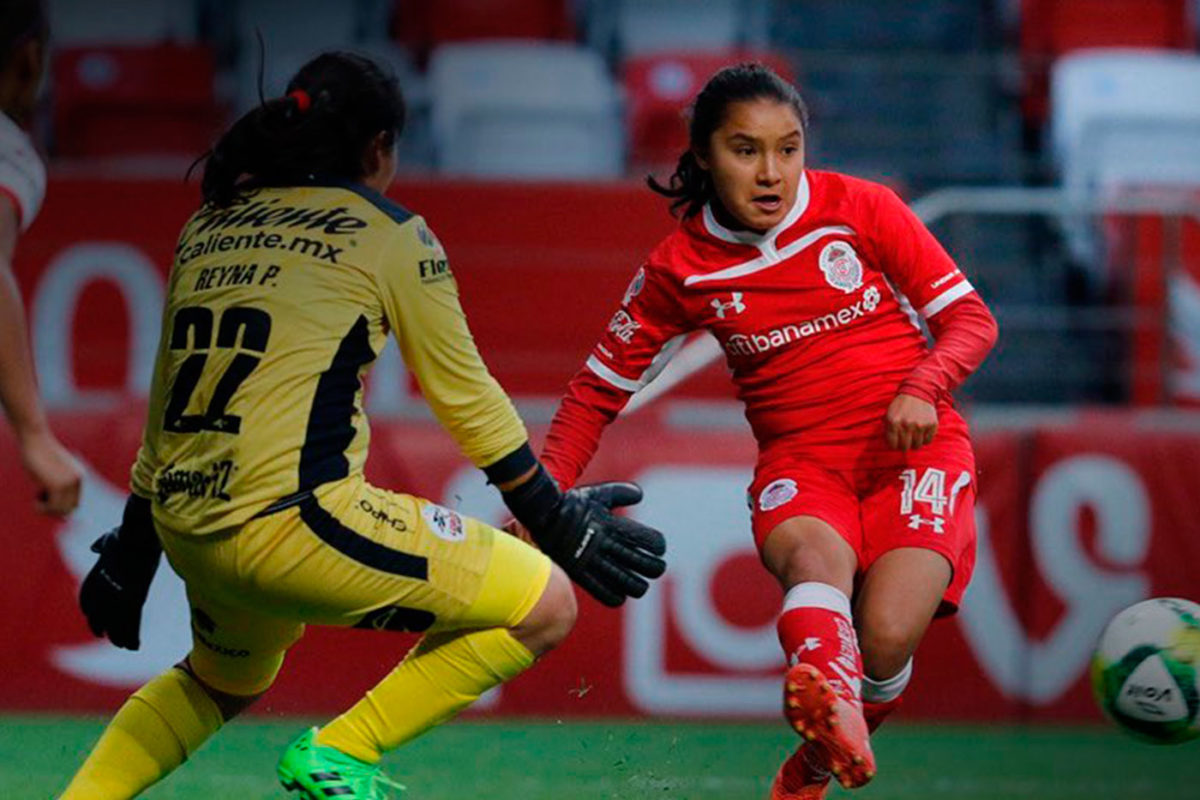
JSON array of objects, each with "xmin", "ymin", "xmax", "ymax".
[{"xmin": 749, "ymin": 443, "xmax": 977, "ymax": 616}]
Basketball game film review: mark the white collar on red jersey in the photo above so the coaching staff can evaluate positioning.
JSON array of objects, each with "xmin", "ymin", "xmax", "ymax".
[{"xmin": 702, "ymin": 170, "xmax": 811, "ymax": 247}]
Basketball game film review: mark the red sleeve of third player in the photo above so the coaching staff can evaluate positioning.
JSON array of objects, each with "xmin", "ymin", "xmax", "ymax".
[
  {"xmin": 542, "ymin": 261, "xmax": 693, "ymax": 488},
  {"xmin": 867, "ymin": 186, "xmax": 998, "ymax": 404}
]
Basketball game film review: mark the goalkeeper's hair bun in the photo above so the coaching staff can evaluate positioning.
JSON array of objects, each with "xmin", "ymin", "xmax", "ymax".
[
  {"xmin": 195, "ymin": 51, "xmax": 405, "ymax": 208},
  {"xmin": 648, "ymin": 62, "xmax": 808, "ymax": 220}
]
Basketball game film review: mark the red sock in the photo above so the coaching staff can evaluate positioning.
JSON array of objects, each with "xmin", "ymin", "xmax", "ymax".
[
  {"xmin": 864, "ymin": 696, "xmax": 902, "ymax": 732},
  {"xmin": 777, "ymin": 582, "xmax": 863, "ymax": 705},
  {"xmin": 861, "ymin": 658, "xmax": 911, "ymax": 731}
]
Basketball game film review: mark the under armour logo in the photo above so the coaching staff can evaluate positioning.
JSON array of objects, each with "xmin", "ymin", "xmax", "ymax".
[
  {"xmin": 711, "ymin": 292, "xmax": 746, "ymax": 319},
  {"xmin": 908, "ymin": 514, "xmax": 946, "ymax": 533},
  {"xmin": 788, "ymin": 638, "xmax": 823, "ymax": 665}
]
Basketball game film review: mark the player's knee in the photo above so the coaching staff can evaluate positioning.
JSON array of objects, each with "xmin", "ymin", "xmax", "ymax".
[
  {"xmin": 775, "ymin": 550, "xmax": 831, "ymax": 588},
  {"xmin": 176, "ymin": 662, "xmax": 268, "ymax": 724},
  {"xmin": 858, "ymin": 620, "xmax": 920, "ymax": 680},
  {"xmin": 208, "ymin": 687, "xmax": 265, "ymax": 721},
  {"xmin": 764, "ymin": 534, "xmax": 855, "ymax": 592},
  {"xmin": 512, "ymin": 565, "xmax": 577, "ymax": 656},
  {"xmin": 531, "ymin": 565, "xmax": 578, "ymax": 651}
]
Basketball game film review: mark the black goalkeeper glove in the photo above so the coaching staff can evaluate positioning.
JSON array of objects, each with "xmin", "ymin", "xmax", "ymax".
[
  {"xmin": 79, "ymin": 494, "xmax": 162, "ymax": 651},
  {"xmin": 502, "ymin": 467, "xmax": 667, "ymax": 607}
]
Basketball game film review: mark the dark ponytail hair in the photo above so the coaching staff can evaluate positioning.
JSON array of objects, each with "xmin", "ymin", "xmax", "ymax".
[
  {"xmin": 648, "ymin": 62, "xmax": 808, "ymax": 219},
  {"xmin": 0, "ymin": 0, "xmax": 47, "ymax": 64},
  {"xmin": 196, "ymin": 51, "xmax": 405, "ymax": 208}
]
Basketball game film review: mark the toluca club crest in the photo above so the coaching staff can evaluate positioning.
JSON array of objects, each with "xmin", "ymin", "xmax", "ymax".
[
  {"xmin": 819, "ymin": 241, "xmax": 864, "ymax": 293},
  {"xmin": 759, "ymin": 478, "xmax": 799, "ymax": 511}
]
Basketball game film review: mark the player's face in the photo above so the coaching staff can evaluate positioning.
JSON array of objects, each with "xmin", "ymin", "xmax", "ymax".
[{"xmin": 698, "ymin": 99, "xmax": 805, "ymax": 234}]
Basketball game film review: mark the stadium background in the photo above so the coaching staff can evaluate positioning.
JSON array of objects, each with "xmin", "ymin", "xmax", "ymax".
[{"xmin": 3, "ymin": 0, "xmax": 1200, "ymax": 797}]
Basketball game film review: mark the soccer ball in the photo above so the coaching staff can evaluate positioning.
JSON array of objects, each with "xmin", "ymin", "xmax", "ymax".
[{"xmin": 1091, "ymin": 597, "xmax": 1200, "ymax": 744}]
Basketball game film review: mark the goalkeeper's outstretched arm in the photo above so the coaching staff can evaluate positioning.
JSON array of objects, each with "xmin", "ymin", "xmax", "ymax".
[{"xmin": 376, "ymin": 220, "xmax": 667, "ymax": 606}]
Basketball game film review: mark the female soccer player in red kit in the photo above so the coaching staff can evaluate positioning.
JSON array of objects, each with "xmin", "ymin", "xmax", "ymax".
[{"xmin": 537, "ymin": 64, "xmax": 997, "ymax": 798}]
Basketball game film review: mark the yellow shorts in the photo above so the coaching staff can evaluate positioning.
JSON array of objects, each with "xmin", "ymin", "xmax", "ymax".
[{"xmin": 156, "ymin": 474, "xmax": 552, "ymax": 695}]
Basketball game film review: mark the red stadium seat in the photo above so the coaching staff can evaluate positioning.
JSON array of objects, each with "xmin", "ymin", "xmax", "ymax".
[
  {"xmin": 393, "ymin": 0, "xmax": 573, "ymax": 64},
  {"xmin": 1020, "ymin": 0, "xmax": 1196, "ymax": 129},
  {"xmin": 623, "ymin": 50, "xmax": 794, "ymax": 170},
  {"xmin": 1104, "ymin": 188, "xmax": 1200, "ymax": 406},
  {"xmin": 53, "ymin": 45, "xmax": 221, "ymax": 159}
]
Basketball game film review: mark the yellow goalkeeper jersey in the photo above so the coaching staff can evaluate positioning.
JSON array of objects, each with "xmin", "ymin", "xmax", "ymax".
[{"xmin": 131, "ymin": 181, "xmax": 527, "ymax": 534}]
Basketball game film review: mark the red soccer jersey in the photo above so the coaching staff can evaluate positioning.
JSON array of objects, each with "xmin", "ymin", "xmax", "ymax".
[{"xmin": 545, "ymin": 170, "xmax": 989, "ymax": 484}]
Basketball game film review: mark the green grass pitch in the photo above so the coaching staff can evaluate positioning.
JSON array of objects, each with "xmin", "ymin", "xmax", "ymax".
[{"xmin": 6, "ymin": 716, "xmax": 1198, "ymax": 799}]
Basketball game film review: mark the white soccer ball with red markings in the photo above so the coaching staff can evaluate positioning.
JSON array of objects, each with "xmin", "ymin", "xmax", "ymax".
[{"xmin": 1091, "ymin": 597, "xmax": 1200, "ymax": 744}]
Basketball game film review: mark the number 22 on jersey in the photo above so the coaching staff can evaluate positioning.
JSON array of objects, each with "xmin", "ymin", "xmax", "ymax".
[{"xmin": 163, "ymin": 305, "xmax": 272, "ymax": 435}]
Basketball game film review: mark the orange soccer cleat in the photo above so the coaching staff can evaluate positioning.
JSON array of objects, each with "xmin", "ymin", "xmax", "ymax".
[
  {"xmin": 782, "ymin": 663, "xmax": 876, "ymax": 789},
  {"xmin": 769, "ymin": 744, "xmax": 831, "ymax": 800}
]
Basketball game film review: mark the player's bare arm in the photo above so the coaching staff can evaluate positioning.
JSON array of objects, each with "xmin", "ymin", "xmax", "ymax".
[{"xmin": 0, "ymin": 195, "xmax": 80, "ymax": 515}]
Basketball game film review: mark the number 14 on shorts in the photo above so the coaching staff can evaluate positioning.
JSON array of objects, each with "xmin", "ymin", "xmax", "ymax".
[{"xmin": 898, "ymin": 467, "xmax": 971, "ymax": 533}]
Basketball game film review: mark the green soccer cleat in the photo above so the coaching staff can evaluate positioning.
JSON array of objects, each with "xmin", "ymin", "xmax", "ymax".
[{"xmin": 277, "ymin": 727, "xmax": 405, "ymax": 799}]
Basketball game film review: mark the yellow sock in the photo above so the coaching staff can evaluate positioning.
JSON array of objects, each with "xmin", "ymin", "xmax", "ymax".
[
  {"xmin": 59, "ymin": 667, "xmax": 223, "ymax": 799},
  {"xmin": 316, "ymin": 627, "xmax": 534, "ymax": 763}
]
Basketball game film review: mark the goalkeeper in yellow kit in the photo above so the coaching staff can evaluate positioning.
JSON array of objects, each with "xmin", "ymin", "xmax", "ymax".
[{"xmin": 61, "ymin": 51, "xmax": 667, "ymax": 800}]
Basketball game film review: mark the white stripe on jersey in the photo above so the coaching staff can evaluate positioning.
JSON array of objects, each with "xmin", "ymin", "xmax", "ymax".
[
  {"xmin": 586, "ymin": 355, "xmax": 641, "ymax": 393},
  {"xmin": 921, "ymin": 279, "xmax": 975, "ymax": 318},
  {"xmin": 884, "ymin": 277, "xmax": 924, "ymax": 332},
  {"xmin": 684, "ymin": 225, "xmax": 856, "ymax": 286},
  {"xmin": 588, "ymin": 334, "xmax": 689, "ymax": 396},
  {"xmin": 634, "ymin": 333, "xmax": 687, "ymax": 387}
]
